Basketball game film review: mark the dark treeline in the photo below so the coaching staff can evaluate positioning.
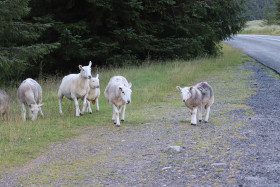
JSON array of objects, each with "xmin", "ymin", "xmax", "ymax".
[
  {"xmin": 245, "ymin": 0, "xmax": 275, "ymax": 21},
  {"xmin": 0, "ymin": 0, "xmax": 246, "ymax": 83}
]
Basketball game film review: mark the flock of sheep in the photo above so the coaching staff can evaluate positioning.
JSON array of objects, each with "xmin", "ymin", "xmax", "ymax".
[{"xmin": 0, "ymin": 61, "xmax": 214, "ymax": 126}]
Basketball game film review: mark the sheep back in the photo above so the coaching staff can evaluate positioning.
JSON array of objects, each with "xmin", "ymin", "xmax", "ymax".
[
  {"xmin": 186, "ymin": 82, "xmax": 214, "ymax": 109},
  {"xmin": 59, "ymin": 74, "xmax": 89, "ymax": 99},
  {"xmin": 18, "ymin": 78, "xmax": 42, "ymax": 105}
]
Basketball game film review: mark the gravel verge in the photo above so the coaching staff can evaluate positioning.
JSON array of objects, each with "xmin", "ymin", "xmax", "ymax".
[{"xmin": 1, "ymin": 61, "xmax": 280, "ymax": 186}]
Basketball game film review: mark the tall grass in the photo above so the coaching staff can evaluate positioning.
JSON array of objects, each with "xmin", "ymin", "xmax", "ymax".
[
  {"xmin": 240, "ymin": 20, "xmax": 280, "ymax": 35},
  {"xmin": 0, "ymin": 44, "xmax": 245, "ymax": 170}
]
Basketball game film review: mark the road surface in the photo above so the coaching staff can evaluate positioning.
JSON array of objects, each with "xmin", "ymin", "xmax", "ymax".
[{"xmin": 225, "ymin": 34, "xmax": 280, "ymax": 74}]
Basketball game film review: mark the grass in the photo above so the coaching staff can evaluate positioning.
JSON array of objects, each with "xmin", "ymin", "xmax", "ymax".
[
  {"xmin": 0, "ymin": 43, "xmax": 247, "ymax": 170},
  {"xmin": 240, "ymin": 20, "xmax": 280, "ymax": 35}
]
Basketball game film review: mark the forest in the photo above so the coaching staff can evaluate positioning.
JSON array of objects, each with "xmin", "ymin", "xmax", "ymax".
[
  {"xmin": 0, "ymin": 0, "xmax": 246, "ymax": 83},
  {"xmin": 245, "ymin": 0, "xmax": 275, "ymax": 21}
]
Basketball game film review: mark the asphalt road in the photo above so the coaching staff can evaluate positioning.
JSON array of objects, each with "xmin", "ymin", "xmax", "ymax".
[{"xmin": 225, "ymin": 34, "xmax": 280, "ymax": 74}]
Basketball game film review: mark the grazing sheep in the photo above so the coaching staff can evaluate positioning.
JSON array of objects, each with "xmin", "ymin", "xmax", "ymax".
[
  {"xmin": 86, "ymin": 74, "xmax": 100, "ymax": 113},
  {"xmin": 0, "ymin": 90, "xmax": 9, "ymax": 120},
  {"xmin": 104, "ymin": 76, "xmax": 132, "ymax": 127},
  {"xmin": 58, "ymin": 61, "xmax": 92, "ymax": 117},
  {"xmin": 176, "ymin": 82, "xmax": 214, "ymax": 126},
  {"xmin": 18, "ymin": 78, "xmax": 44, "ymax": 121}
]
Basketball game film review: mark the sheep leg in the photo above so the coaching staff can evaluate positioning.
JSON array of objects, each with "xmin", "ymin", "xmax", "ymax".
[
  {"xmin": 191, "ymin": 108, "xmax": 198, "ymax": 126},
  {"xmin": 39, "ymin": 106, "xmax": 44, "ymax": 117},
  {"xmin": 87, "ymin": 101, "xmax": 92, "ymax": 114},
  {"xmin": 112, "ymin": 108, "xmax": 116, "ymax": 122},
  {"xmin": 113, "ymin": 104, "xmax": 120, "ymax": 126},
  {"xmin": 58, "ymin": 93, "xmax": 63, "ymax": 115},
  {"xmin": 21, "ymin": 103, "xmax": 26, "ymax": 121},
  {"xmin": 96, "ymin": 98, "xmax": 99, "ymax": 111},
  {"xmin": 80, "ymin": 96, "xmax": 87, "ymax": 115},
  {"xmin": 205, "ymin": 106, "xmax": 211, "ymax": 123},
  {"xmin": 198, "ymin": 106, "xmax": 202, "ymax": 122},
  {"xmin": 121, "ymin": 104, "xmax": 126, "ymax": 122},
  {"xmin": 85, "ymin": 101, "xmax": 88, "ymax": 112},
  {"xmin": 73, "ymin": 97, "xmax": 80, "ymax": 117}
]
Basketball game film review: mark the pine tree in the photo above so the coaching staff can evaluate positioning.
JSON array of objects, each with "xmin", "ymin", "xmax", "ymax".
[
  {"xmin": 0, "ymin": 0, "xmax": 59, "ymax": 83},
  {"xmin": 275, "ymin": 0, "xmax": 280, "ymax": 23},
  {"xmin": 263, "ymin": 4, "xmax": 276, "ymax": 25}
]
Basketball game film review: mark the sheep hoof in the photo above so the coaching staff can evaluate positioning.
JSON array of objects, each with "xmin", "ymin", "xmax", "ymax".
[
  {"xmin": 116, "ymin": 124, "xmax": 120, "ymax": 127},
  {"xmin": 191, "ymin": 123, "xmax": 197, "ymax": 126},
  {"xmin": 204, "ymin": 121, "xmax": 208, "ymax": 123},
  {"xmin": 114, "ymin": 122, "xmax": 116, "ymax": 124},
  {"xmin": 80, "ymin": 113, "xmax": 83, "ymax": 116},
  {"xmin": 121, "ymin": 119, "xmax": 124, "ymax": 122},
  {"xmin": 89, "ymin": 112, "xmax": 92, "ymax": 114},
  {"xmin": 199, "ymin": 120, "xmax": 202, "ymax": 123}
]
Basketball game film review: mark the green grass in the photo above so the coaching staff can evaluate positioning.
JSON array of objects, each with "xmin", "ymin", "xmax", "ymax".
[
  {"xmin": 240, "ymin": 20, "xmax": 280, "ymax": 35},
  {"xmin": 0, "ymin": 43, "xmax": 246, "ymax": 170}
]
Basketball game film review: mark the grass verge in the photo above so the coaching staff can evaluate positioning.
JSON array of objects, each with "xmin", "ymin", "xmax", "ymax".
[{"xmin": 240, "ymin": 20, "xmax": 280, "ymax": 35}]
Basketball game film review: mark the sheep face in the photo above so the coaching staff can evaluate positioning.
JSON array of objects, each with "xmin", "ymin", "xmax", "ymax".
[
  {"xmin": 176, "ymin": 86, "xmax": 191, "ymax": 103},
  {"xmin": 29, "ymin": 103, "xmax": 43, "ymax": 121},
  {"xmin": 119, "ymin": 86, "xmax": 132, "ymax": 104},
  {"xmin": 79, "ymin": 61, "xmax": 92, "ymax": 79},
  {"xmin": 89, "ymin": 74, "xmax": 100, "ymax": 89}
]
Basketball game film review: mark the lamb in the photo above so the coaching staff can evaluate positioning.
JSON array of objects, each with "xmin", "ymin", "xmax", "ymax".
[
  {"xmin": 18, "ymin": 78, "xmax": 44, "ymax": 121},
  {"xmin": 176, "ymin": 82, "xmax": 214, "ymax": 126},
  {"xmin": 85, "ymin": 74, "xmax": 100, "ymax": 113},
  {"xmin": 104, "ymin": 76, "xmax": 132, "ymax": 127},
  {"xmin": 58, "ymin": 61, "xmax": 92, "ymax": 117},
  {"xmin": 0, "ymin": 90, "xmax": 9, "ymax": 120}
]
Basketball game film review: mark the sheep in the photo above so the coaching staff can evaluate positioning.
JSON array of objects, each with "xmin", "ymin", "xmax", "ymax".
[
  {"xmin": 85, "ymin": 74, "xmax": 100, "ymax": 113},
  {"xmin": 58, "ymin": 61, "xmax": 92, "ymax": 117},
  {"xmin": 104, "ymin": 76, "xmax": 132, "ymax": 127},
  {"xmin": 18, "ymin": 78, "xmax": 44, "ymax": 121},
  {"xmin": 0, "ymin": 90, "xmax": 9, "ymax": 120},
  {"xmin": 176, "ymin": 82, "xmax": 214, "ymax": 126}
]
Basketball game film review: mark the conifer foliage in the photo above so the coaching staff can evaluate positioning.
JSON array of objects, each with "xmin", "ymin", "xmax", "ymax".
[
  {"xmin": 0, "ymin": 0, "xmax": 246, "ymax": 82},
  {"xmin": 0, "ymin": 0, "xmax": 59, "ymax": 82}
]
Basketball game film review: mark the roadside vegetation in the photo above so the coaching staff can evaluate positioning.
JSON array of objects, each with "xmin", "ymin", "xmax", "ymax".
[
  {"xmin": 0, "ymin": 44, "xmax": 249, "ymax": 171},
  {"xmin": 0, "ymin": 0, "xmax": 246, "ymax": 83},
  {"xmin": 240, "ymin": 20, "xmax": 280, "ymax": 35}
]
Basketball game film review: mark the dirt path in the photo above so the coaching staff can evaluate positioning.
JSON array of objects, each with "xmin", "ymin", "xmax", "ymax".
[{"xmin": 1, "ymin": 61, "xmax": 280, "ymax": 186}]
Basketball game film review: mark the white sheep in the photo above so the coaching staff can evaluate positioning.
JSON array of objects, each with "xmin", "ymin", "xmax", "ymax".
[
  {"xmin": 85, "ymin": 74, "xmax": 100, "ymax": 113},
  {"xmin": 58, "ymin": 61, "xmax": 92, "ymax": 117},
  {"xmin": 104, "ymin": 76, "xmax": 132, "ymax": 127},
  {"xmin": 0, "ymin": 90, "xmax": 9, "ymax": 120},
  {"xmin": 18, "ymin": 78, "xmax": 44, "ymax": 121},
  {"xmin": 176, "ymin": 82, "xmax": 214, "ymax": 126}
]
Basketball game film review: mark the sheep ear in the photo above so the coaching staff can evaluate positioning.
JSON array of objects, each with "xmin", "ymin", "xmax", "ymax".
[
  {"xmin": 96, "ymin": 74, "xmax": 99, "ymax": 79},
  {"xmin": 128, "ymin": 82, "xmax": 132, "ymax": 88},
  {"xmin": 79, "ymin": 65, "xmax": 83, "ymax": 70},
  {"xmin": 176, "ymin": 86, "xmax": 181, "ymax": 92},
  {"xmin": 38, "ymin": 103, "xmax": 43, "ymax": 107},
  {"xmin": 119, "ymin": 87, "xmax": 123, "ymax": 91},
  {"xmin": 89, "ymin": 61, "xmax": 92, "ymax": 67}
]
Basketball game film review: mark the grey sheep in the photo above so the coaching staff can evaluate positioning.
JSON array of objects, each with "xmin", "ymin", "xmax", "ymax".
[{"xmin": 176, "ymin": 82, "xmax": 214, "ymax": 125}]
